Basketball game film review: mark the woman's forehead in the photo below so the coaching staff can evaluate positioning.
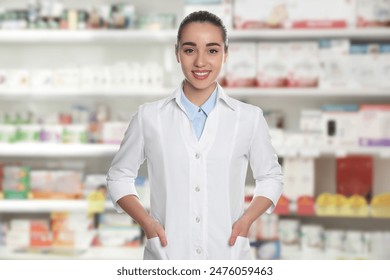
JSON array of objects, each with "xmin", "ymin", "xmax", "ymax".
[{"xmin": 180, "ymin": 22, "xmax": 224, "ymax": 43}]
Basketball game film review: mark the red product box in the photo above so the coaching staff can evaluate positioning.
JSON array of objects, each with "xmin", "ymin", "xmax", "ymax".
[{"xmin": 336, "ymin": 156, "xmax": 373, "ymax": 200}]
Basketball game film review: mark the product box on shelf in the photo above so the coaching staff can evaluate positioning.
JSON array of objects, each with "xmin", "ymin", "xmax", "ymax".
[
  {"xmin": 225, "ymin": 43, "xmax": 257, "ymax": 87},
  {"xmin": 287, "ymin": 42, "xmax": 320, "ymax": 87},
  {"xmin": 278, "ymin": 219, "xmax": 300, "ymax": 255},
  {"xmin": 371, "ymin": 193, "xmax": 390, "ymax": 217},
  {"xmin": 378, "ymin": 44, "xmax": 390, "ymax": 89},
  {"xmin": 2, "ymin": 165, "xmax": 30, "ymax": 199},
  {"xmin": 233, "ymin": 0, "xmax": 288, "ymax": 29},
  {"xmin": 282, "ymin": 157, "xmax": 315, "ymax": 202},
  {"xmin": 101, "ymin": 122, "xmax": 128, "ymax": 144},
  {"xmin": 356, "ymin": 0, "xmax": 390, "ymax": 27},
  {"xmin": 336, "ymin": 156, "xmax": 373, "ymax": 200},
  {"xmin": 256, "ymin": 43, "xmax": 288, "ymax": 87},
  {"xmin": 249, "ymin": 214, "xmax": 281, "ymax": 260},
  {"xmin": 349, "ymin": 44, "xmax": 380, "ymax": 88},
  {"xmin": 324, "ymin": 229, "xmax": 345, "ymax": 259},
  {"xmin": 300, "ymin": 224, "xmax": 324, "ymax": 255},
  {"xmin": 286, "ymin": 0, "xmax": 356, "ymax": 28},
  {"xmin": 318, "ymin": 39, "xmax": 351, "ymax": 89},
  {"xmin": 51, "ymin": 212, "xmax": 96, "ymax": 252},
  {"xmin": 358, "ymin": 104, "xmax": 390, "ymax": 147},
  {"xmin": 321, "ymin": 104, "xmax": 359, "ymax": 148}
]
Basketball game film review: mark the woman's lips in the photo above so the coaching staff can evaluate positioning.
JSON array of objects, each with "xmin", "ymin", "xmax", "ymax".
[{"xmin": 192, "ymin": 70, "xmax": 211, "ymax": 80}]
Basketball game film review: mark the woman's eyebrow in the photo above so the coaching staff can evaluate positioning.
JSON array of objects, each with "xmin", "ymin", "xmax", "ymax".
[{"xmin": 181, "ymin": 42, "xmax": 222, "ymax": 47}]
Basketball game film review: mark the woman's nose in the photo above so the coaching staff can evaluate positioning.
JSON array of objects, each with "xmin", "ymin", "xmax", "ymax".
[{"xmin": 194, "ymin": 53, "xmax": 206, "ymax": 67}]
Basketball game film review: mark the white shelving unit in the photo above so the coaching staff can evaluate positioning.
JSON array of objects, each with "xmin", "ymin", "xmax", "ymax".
[
  {"xmin": 1, "ymin": 28, "xmax": 390, "ymax": 43},
  {"xmin": 0, "ymin": 87, "xmax": 389, "ymax": 99},
  {"xmin": 1, "ymin": 143, "xmax": 390, "ymax": 158},
  {"xmin": 1, "ymin": 1, "xmax": 390, "ymax": 261},
  {"xmin": 0, "ymin": 200, "xmax": 115, "ymax": 213}
]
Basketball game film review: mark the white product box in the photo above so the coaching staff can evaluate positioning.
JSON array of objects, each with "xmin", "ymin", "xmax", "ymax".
[
  {"xmin": 282, "ymin": 157, "xmax": 315, "ymax": 201},
  {"xmin": 356, "ymin": 0, "xmax": 390, "ymax": 27},
  {"xmin": 254, "ymin": 214, "xmax": 279, "ymax": 240},
  {"xmin": 286, "ymin": 0, "xmax": 356, "ymax": 28},
  {"xmin": 344, "ymin": 230, "xmax": 366, "ymax": 257},
  {"xmin": 300, "ymin": 224, "xmax": 324, "ymax": 253},
  {"xmin": 30, "ymin": 69, "xmax": 53, "ymax": 89},
  {"xmin": 256, "ymin": 43, "xmax": 288, "ymax": 87},
  {"xmin": 378, "ymin": 53, "xmax": 390, "ymax": 89},
  {"xmin": 278, "ymin": 219, "xmax": 300, "ymax": 253},
  {"xmin": 225, "ymin": 43, "xmax": 257, "ymax": 87},
  {"xmin": 300, "ymin": 110, "xmax": 323, "ymax": 133},
  {"xmin": 52, "ymin": 68, "xmax": 80, "ymax": 90},
  {"xmin": 358, "ymin": 105, "xmax": 390, "ymax": 147},
  {"xmin": 349, "ymin": 54, "xmax": 380, "ymax": 88},
  {"xmin": 30, "ymin": 170, "xmax": 52, "ymax": 192},
  {"xmin": 234, "ymin": 0, "xmax": 288, "ymax": 29},
  {"xmin": 324, "ymin": 229, "xmax": 345, "ymax": 257},
  {"xmin": 7, "ymin": 70, "xmax": 30, "ymax": 90},
  {"xmin": 101, "ymin": 122, "xmax": 128, "ymax": 144},
  {"xmin": 98, "ymin": 226, "xmax": 141, "ymax": 247},
  {"xmin": 321, "ymin": 105, "xmax": 359, "ymax": 148},
  {"xmin": 318, "ymin": 40, "xmax": 351, "ymax": 89},
  {"xmin": 287, "ymin": 42, "xmax": 320, "ymax": 87},
  {"xmin": 5, "ymin": 230, "xmax": 30, "ymax": 249}
]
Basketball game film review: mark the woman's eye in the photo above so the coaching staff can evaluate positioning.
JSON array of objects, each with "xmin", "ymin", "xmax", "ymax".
[
  {"xmin": 209, "ymin": 49, "xmax": 218, "ymax": 54},
  {"xmin": 184, "ymin": 49, "xmax": 194, "ymax": 54}
]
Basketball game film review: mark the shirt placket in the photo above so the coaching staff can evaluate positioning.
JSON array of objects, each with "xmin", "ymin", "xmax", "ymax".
[{"xmin": 191, "ymin": 147, "xmax": 206, "ymax": 259}]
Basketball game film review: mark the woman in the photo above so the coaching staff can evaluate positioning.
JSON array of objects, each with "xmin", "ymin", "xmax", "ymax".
[{"xmin": 106, "ymin": 11, "xmax": 283, "ymax": 260}]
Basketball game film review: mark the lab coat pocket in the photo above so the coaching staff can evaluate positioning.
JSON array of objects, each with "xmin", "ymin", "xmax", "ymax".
[
  {"xmin": 232, "ymin": 236, "xmax": 252, "ymax": 260},
  {"xmin": 143, "ymin": 237, "xmax": 169, "ymax": 260}
]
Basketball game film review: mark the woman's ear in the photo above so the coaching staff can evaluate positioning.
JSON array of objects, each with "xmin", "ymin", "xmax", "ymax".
[
  {"xmin": 223, "ymin": 48, "xmax": 228, "ymax": 63},
  {"xmin": 175, "ymin": 44, "xmax": 180, "ymax": 63}
]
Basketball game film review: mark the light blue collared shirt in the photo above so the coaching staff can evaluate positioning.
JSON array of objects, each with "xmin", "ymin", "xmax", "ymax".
[{"xmin": 180, "ymin": 86, "xmax": 218, "ymax": 140}]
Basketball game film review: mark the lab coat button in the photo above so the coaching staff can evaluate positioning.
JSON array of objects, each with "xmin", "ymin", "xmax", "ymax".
[
  {"xmin": 196, "ymin": 248, "xmax": 202, "ymax": 254},
  {"xmin": 195, "ymin": 186, "xmax": 200, "ymax": 192},
  {"xmin": 195, "ymin": 216, "xmax": 201, "ymax": 223},
  {"xmin": 195, "ymin": 153, "xmax": 201, "ymax": 159}
]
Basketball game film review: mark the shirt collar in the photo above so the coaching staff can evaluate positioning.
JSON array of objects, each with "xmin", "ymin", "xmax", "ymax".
[
  {"xmin": 162, "ymin": 81, "xmax": 236, "ymax": 111},
  {"xmin": 180, "ymin": 86, "xmax": 217, "ymax": 120}
]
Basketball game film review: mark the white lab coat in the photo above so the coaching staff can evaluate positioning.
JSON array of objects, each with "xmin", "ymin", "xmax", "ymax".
[{"xmin": 107, "ymin": 83, "xmax": 283, "ymax": 260}]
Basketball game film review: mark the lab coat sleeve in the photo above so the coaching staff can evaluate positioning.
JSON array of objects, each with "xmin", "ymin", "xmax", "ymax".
[
  {"xmin": 106, "ymin": 108, "xmax": 145, "ymax": 213},
  {"xmin": 249, "ymin": 108, "xmax": 283, "ymax": 214}
]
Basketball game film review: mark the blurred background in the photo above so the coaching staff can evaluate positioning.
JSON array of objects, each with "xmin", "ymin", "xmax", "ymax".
[{"xmin": 0, "ymin": 0, "xmax": 390, "ymax": 260}]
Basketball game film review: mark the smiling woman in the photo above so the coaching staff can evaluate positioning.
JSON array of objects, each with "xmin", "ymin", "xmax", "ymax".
[{"xmin": 106, "ymin": 10, "xmax": 283, "ymax": 260}]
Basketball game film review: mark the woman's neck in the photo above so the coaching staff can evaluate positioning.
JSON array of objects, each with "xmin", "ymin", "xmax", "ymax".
[{"xmin": 183, "ymin": 81, "xmax": 217, "ymax": 107}]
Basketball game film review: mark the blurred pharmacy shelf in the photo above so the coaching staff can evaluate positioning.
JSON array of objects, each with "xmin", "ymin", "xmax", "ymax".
[
  {"xmin": 1, "ymin": 28, "xmax": 390, "ymax": 43},
  {"xmin": 0, "ymin": 200, "xmax": 115, "ymax": 213},
  {"xmin": 0, "ymin": 87, "xmax": 173, "ymax": 98},
  {"xmin": 0, "ymin": 87, "xmax": 389, "ymax": 99},
  {"xmin": 0, "ymin": 143, "xmax": 119, "ymax": 157},
  {"xmin": 0, "ymin": 246, "xmax": 144, "ymax": 260},
  {"xmin": 1, "ymin": 143, "xmax": 390, "ymax": 158}
]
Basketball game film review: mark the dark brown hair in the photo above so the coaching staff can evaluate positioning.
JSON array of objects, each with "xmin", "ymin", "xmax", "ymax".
[{"xmin": 176, "ymin": 10, "xmax": 228, "ymax": 52}]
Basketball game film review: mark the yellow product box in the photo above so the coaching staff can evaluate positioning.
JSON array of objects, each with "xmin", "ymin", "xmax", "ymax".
[
  {"xmin": 344, "ymin": 195, "xmax": 369, "ymax": 217},
  {"xmin": 316, "ymin": 193, "xmax": 348, "ymax": 216},
  {"xmin": 371, "ymin": 193, "xmax": 390, "ymax": 218}
]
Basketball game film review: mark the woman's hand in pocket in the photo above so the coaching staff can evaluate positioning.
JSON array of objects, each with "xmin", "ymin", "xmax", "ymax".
[
  {"xmin": 229, "ymin": 217, "xmax": 251, "ymax": 246},
  {"xmin": 143, "ymin": 217, "xmax": 167, "ymax": 247}
]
